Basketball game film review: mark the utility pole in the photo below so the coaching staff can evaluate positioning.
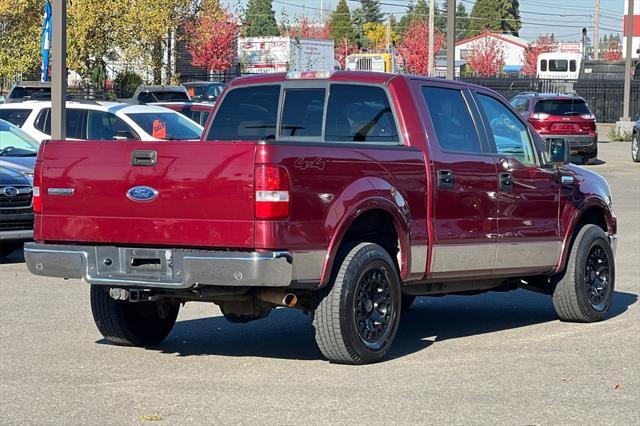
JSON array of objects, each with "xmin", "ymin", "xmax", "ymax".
[
  {"xmin": 622, "ymin": 0, "xmax": 635, "ymax": 121},
  {"xmin": 446, "ymin": 0, "xmax": 456, "ymax": 79},
  {"xmin": 594, "ymin": 0, "xmax": 601, "ymax": 59},
  {"xmin": 51, "ymin": 0, "xmax": 67, "ymax": 139},
  {"xmin": 320, "ymin": 0, "xmax": 323, "ymax": 23},
  {"xmin": 428, "ymin": 0, "xmax": 435, "ymax": 76}
]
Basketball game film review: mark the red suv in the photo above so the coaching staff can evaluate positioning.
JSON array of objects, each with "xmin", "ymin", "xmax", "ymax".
[{"xmin": 511, "ymin": 93, "xmax": 597, "ymax": 164}]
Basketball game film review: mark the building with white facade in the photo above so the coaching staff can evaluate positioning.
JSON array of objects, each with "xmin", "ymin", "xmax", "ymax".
[{"xmin": 455, "ymin": 32, "xmax": 529, "ymax": 74}]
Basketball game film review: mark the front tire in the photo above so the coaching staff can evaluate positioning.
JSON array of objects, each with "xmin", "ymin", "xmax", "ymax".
[
  {"xmin": 552, "ymin": 225, "xmax": 615, "ymax": 322},
  {"xmin": 90, "ymin": 286, "xmax": 180, "ymax": 346},
  {"xmin": 0, "ymin": 241, "xmax": 22, "ymax": 259},
  {"xmin": 313, "ymin": 243, "xmax": 401, "ymax": 364},
  {"xmin": 632, "ymin": 132, "xmax": 640, "ymax": 162}
]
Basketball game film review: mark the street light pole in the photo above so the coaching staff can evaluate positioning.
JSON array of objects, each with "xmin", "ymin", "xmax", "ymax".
[
  {"xmin": 622, "ymin": 0, "xmax": 635, "ymax": 121},
  {"xmin": 446, "ymin": 0, "xmax": 456, "ymax": 79},
  {"xmin": 51, "ymin": 0, "xmax": 67, "ymax": 140}
]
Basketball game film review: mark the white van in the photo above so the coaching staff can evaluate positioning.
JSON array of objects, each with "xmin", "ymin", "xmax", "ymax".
[{"xmin": 537, "ymin": 53, "xmax": 582, "ymax": 80}]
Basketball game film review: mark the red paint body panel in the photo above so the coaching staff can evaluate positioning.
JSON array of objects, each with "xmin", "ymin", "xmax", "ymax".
[{"xmin": 36, "ymin": 140, "xmax": 256, "ymax": 248}]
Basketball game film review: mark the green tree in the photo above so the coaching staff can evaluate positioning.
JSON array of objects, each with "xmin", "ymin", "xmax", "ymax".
[
  {"xmin": 329, "ymin": 0, "xmax": 356, "ymax": 45},
  {"xmin": 0, "ymin": 0, "xmax": 41, "ymax": 90},
  {"xmin": 114, "ymin": 70, "xmax": 143, "ymax": 98},
  {"xmin": 455, "ymin": 3, "xmax": 469, "ymax": 40},
  {"xmin": 467, "ymin": 0, "xmax": 521, "ymax": 37},
  {"xmin": 359, "ymin": 0, "xmax": 383, "ymax": 24},
  {"xmin": 67, "ymin": 0, "xmax": 129, "ymax": 84},
  {"xmin": 398, "ymin": 0, "xmax": 429, "ymax": 36},
  {"xmin": 242, "ymin": 0, "xmax": 279, "ymax": 37}
]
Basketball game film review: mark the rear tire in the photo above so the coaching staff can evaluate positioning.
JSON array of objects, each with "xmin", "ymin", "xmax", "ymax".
[
  {"xmin": 90, "ymin": 286, "xmax": 179, "ymax": 346},
  {"xmin": 552, "ymin": 225, "xmax": 615, "ymax": 322},
  {"xmin": 586, "ymin": 155, "xmax": 598, "ymax": 165},
  {"xmin": 632, "ymin": 132, "xmax": 640, "ymax": 162},
  {"xmin": 313, "ymin": 243, "xmax": 401, "ymax": 364}
]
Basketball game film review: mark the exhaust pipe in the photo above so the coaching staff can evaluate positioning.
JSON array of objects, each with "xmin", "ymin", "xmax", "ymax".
[{"xmin": 257, "ymin": 289, "xmax": 298, "ymax": 307}]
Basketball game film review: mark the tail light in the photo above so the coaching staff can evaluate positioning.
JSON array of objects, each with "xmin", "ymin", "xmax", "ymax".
[
  {"xmin": 255, "ymin": 165, "xmax": 290, "ymax": 219},
  {"xmin": 580, "ymin": 113, "xmax": 595, "ymax": 120},
  {"xmin": 33, "ymin": 160, "xmax": 42, "ymax": 214},
  {"xmin": 531, "ymin": 113, "xmax": 550, "ymax": 120}
]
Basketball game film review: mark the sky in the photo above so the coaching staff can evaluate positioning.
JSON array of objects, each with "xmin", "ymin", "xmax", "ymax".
[{"xmin": 224, "ymin": 0, "xmax": 627, "ymax": 42}]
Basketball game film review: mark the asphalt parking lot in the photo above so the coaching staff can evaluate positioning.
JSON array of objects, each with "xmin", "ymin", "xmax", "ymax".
[{"xmin": 1, "ymin": 142, "xmax": 638, "ymax": 425}]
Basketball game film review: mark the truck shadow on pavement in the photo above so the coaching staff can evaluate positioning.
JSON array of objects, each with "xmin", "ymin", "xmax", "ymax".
[{"xmin": 106, "ymin": 289, "xmax": 637, "ymax": 362}]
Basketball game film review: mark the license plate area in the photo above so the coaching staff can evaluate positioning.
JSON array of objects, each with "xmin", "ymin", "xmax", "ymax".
[{"xmin": 94, "ymin": 247, "xmax": 176, "ymax": 281}]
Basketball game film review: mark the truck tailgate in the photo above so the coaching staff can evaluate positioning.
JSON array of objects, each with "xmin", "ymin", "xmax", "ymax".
[{"xmin": 36, "ymin": 140, "xmax": 256, "ymax": 248}]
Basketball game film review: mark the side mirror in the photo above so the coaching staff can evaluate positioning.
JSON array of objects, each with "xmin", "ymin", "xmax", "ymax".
[
  {"xmin": 113, "ymin": 130, "xmax": 135, "ymax": 140},
  {"xmin": 546, "ymin": 138, "xmax": 570, "ymax": 165}
]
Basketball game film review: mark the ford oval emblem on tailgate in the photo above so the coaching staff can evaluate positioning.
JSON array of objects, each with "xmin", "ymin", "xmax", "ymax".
[{"xmin": 126, "ymin": 186, "xmax": 158, "ymax": 202}]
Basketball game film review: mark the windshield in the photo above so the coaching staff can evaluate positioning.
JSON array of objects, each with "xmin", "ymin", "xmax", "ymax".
[
  {"xmin": 0, "ymin": 120, "xmax": 39, "ymax": 156},
  {"xmin": 125, "ymin": 112, "xmax": 202, "ymax": 140},
  {"xmin": 9, "ymin": 86, "xmax": 51, "ymax": 100},
  {"xmin": 0, "ymin": 108, "xmax": 33, "ymax": 127},
  {"xmin": 152, "ymin": 91, "xmax": 190, "ymax": 102},
  {"xmin": 534, "ymin": 99, "xmax": 591, "ymax": 116},
  {"xmin": 186, "ymin": 84, "xmax": 225, "ymax": 101}
]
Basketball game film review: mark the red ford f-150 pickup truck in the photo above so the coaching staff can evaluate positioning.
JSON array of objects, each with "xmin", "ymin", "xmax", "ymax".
[{"xmin": 25, "ymin": 71, "xmax": 617, "ymax": 364}]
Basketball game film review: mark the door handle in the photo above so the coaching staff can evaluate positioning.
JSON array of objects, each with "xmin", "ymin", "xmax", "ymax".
[
  {"xmin": 131, "ymin": 150, "xmax": 157, "ymax": 166},
  {"xmin": 499, "ymin": 172, "xmax": 513, "ymax": 191},
  {"xmin": 437, "ymin": 170, "xmax": 455, "ymax": 189}
]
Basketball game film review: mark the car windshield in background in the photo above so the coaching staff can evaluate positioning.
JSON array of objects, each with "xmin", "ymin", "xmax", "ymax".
[
  {"xmin": 534, "ymin": 99, "xmax": 591, "ymax": 116},
  {"xmin": 186, "ymin": 84, "xmax": 225, "ymax": 101},
  {"xmin": 152, "ymin": 91, "xmax": 190, "ymax": 102},
  {"xmin": 125, "ymin": 112, "xmax": 202, "ymax": 140},
  {"xmin": 0, "ymin": 120, "xmax": 39, "ymax": 156},
  {"xmin": 10, "ymin": 87, "xmax": 51, "ymax": 100},
  {"xmin": 0, "ymin": 109, "xmax": 32, "ymax": 127}
]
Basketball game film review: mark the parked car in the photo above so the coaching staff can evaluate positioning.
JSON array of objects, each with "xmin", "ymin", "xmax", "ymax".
[
  {"xmin": 4, "ymin": 81, "xmax": 51, "ymax": 103},
  {"xmin": 511, "ymin": 93, "xmax": 598, "ymax": 164},
  {"xmin": 151, "ymin": 101, "xmax": 214, "ymax": 126},
  {"xmin": 24, "ymin": 71, "xmax": 617, "ymax": 364},
  {"xmin": 182, "ymin": 81, "xmax": 226, "ymax": 103},
  {"xmin": 633, "ymin": 114, "xmax": 640, "ymax": 163},
  {"xmin": 0, "ymin": 119, "xmax": 38, "ymax": 258},
  {"xmin": 132, "ymin": 85, "xmax": 190, "ymax": 104},
  {"xmin": 0, "ymin": 101, "xmax": 203, "ymax": 142}
]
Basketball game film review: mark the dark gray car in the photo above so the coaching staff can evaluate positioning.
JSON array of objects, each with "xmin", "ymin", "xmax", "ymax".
[{"xmin": 0, "ymin": 119, "xmax": 37, "ymax": 258}]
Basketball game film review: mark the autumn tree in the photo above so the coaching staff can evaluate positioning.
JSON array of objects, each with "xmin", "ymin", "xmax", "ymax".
[
  {"xmin": 362, "ymin": 22, "xmax": 399, "ymax": 51},
  {"xmin": 67, "ymin": 0, "xmax": 129, "ymax": 86},
  {"xmin": 522, "ymin": 34, "xmax": 556, "ymax": 75},
  {"xmin": 185, "ymin": 0, "xmax": 239, "ymax": 73},
  {"xmin": 121, "ymin": 0, "xmax": 191, "ymax": 84},
  {"xmin": 467, "ymin": 32, "xmax": 505, "ymax": 76},
  {"xmin": 467, "ymin": 0, "xmax": 521, "ymax": 37},
  {"xmin": 242, "ymin": 0, "xmax": 279, "ymax": 37},
  {"xmin": 0, "ymin": 0, "xmax": 42, "ymax": 89},
  {"xmin": 288, "ymin": 16, "xmax": 330, "ymax": 39},
  {"xmin": 602, "ymin": 34, "xmax": 622, "ymax": 61},
  {"xmin": 398, "ymin": 19, "xmax": 445, "ymax": 76},
  {"xmin": 398, "ymin": 0, "xmax": 429, "ymax": 37}
]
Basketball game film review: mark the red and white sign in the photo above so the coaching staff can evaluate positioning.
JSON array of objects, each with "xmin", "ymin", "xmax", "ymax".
[{"xmin": 558, "ymin": 43, "xmax": 582, "ymax": 54}]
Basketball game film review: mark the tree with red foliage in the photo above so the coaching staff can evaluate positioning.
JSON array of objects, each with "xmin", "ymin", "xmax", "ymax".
[
  {"xmin": 185, "ymin": 0, "xmax": 239, "ymax": 72},
  {"xmin": 288, "ymin": 15, "xmax": 331, "ymax": 39},
  {"xmin": 522, "ymin": 34, "xmax": 556, "ymax": 75},
  {"xmin": 467, "ymin": 33, "xmax": 505, "ymax": 77},
  {"xmin": 398, "ymin": 19, "xmax": 445, "ymax": 76},
  {"xmin": 602, "ymin": 36, "xmax": 622, "ymax": 61},
  {"xmin": 334, "ymin": 37, "xmax": 358, "ymax": 69}
]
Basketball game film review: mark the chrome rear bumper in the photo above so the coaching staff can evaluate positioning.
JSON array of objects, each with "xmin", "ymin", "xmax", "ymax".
[{"xmin": 24, "ymin": 243, "xmax": 294, "ymax": 289}]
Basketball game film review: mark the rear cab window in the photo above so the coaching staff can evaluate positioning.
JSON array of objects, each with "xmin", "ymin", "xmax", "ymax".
[
  {"xmin": 206, "ymin": 83, "xmax": 400, "ymax": 144},
  {"xmin": 0, "ymin": 109, "xmax": 33, "ymax": 127}
]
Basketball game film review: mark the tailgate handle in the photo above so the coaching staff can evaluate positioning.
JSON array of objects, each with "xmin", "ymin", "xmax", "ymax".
[{"xmin": 131, "ymin": 150, "xmax": 157, "ymax": 166}]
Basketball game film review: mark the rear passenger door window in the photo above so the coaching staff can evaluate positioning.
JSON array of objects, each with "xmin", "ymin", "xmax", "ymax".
[
  {"xmin": 422, "ymin": 86, "xmax": 482, "ymax": 153},
  {"xmin": 325, "ymin": 84, "xmax": 399, "ymax": 143},
  {"xmin": 280, "ymin": 88, "xmax": 325, "ymax": 137},
  {"xmin": 476, "ymin": 94, "xmax": 537, "ymax": 166}
]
